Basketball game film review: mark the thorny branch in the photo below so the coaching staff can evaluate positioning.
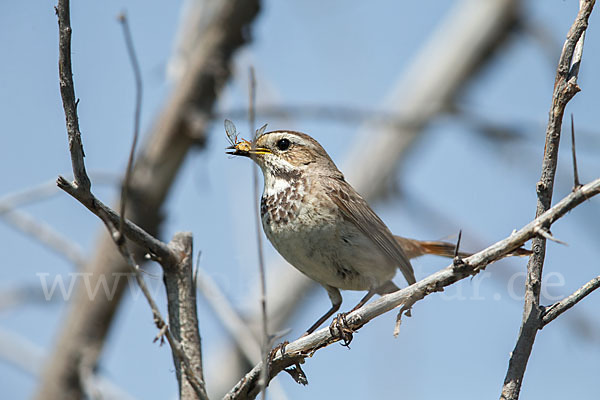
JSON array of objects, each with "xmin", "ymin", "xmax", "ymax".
[
  {"xmin": 36, "ymin": 0, "xmax": 599, "ymax": 398},
  {"xmin": 501, "ymin": 2, "xmax": 595, "ymax": 399},
  {"xmin": 224, "ymin": 178, "xmax": 600, "ymax": 400},
  {"xmin": 210, "ymin": 1, "xmax": 524, "ymax": 394}
]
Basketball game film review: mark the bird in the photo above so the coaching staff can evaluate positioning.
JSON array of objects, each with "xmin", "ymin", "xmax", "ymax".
[{"xmin": 226, "ymin": 125, "xmax": 527, "ymax": 336}]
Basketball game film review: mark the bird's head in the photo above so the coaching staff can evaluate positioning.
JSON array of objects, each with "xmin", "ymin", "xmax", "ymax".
[{"xmin": 227, "ymin": 130, "xmax": 342, "ymax": 180}]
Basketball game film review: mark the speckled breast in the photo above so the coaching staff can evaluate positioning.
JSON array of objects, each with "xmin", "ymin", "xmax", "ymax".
[{"xmin": 260, "ymin": 183, "xmax": 303, "ymax": 229}]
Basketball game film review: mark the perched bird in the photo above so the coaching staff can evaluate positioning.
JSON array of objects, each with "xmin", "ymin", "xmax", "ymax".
[{"xmin": 227, "ymin": 126, "xmax": 522, "ymax": 335}]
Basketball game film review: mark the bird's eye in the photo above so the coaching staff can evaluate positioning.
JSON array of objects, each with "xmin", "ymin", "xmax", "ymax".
[{"xmin": 276, "ymin": 138, "xmax": 291, "ymax": 151}]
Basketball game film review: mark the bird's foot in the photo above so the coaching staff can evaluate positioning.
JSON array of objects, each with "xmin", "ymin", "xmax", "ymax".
[{"xmin": 329, "ymin": 313, "xmax": 354, "ymax": 347}]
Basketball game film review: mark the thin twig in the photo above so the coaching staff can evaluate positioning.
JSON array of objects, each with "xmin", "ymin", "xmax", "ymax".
[
  {"xmin": 570, "ymin": 114, "xmax": 581, "ymax": 189},
  {"xmin": 0, "ymin": 172, "xmax": 118, "ymax": 211},
  {"xmin": 117, "ymin": 13, "xmax": 143, "ymax": 243},
  {"xmin": 224, "ymin": 178, "xmax": 600, "ymax": 400},
  {"xmin": 195, "ymin": 268, "xmax": 262, "ymax": 363},
  {"xmin": 0, "ymin": 283, "xmax": 61, "ymax": 311},
  {"xmin": 0, "ymin": 208, "xmax": 86, "ymax": 268},
  {"xmin": 500, "ymin": 2, "xmax": 595, "ymax": 399},
  {"xmin": 210, "ymin": 104, "xmax": 529, "ymax": 145},
  {"xmin": 0, "ymin": 328, "xmax": 135, "ymax": 400},
  {"xmin": 121, "ymin": 246, "xmax": 207, "ymax": 399},
  {"xmin": 202, "ymin": 104, "xmax": 600, "ymax": 153},
  {"xmin": 541, "ymin": 275, "xmax": 600, "ymax": 327},
  {"xmin": 116, "ymin": 13, "xmax": 206, "ymax": 399},
  {"xmin": 248, "ymin": 66, "xmax": 270, "ymax": 399},
  {"xmin": 56, "ymin": 178, "xmax": 172, "ymax": 261}
]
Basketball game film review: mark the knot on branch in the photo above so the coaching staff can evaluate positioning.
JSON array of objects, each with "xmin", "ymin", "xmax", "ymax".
[
  {"xmin": 452, "ymin": 256, "xmax": 470, "ymax": 274},
  {"xmin": 536, "ymin": 181, "xmax": 547, "ymax": 196}
]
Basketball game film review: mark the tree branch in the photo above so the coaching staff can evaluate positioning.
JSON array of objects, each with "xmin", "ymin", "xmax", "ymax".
[
  {"xmin": 38, "ymin": 1, "xmax": 214, "ymax": 399},
  {"xmin": 0, "ymin": 328, "xmax": 135, "ymax": 400},
  {"xmin": 163, "ymin": 233, "xmax": 207, "ymax": 400},
  {"xmin": 116, "ymin": 13, "xmax": 142, "ymax": 243},
  {"xmin": 500, "ymin": 1, "xmax": 595, "ymax": 399},
  {"xmin": 119, "ymin": 241, "xmax": 208, "ymax": 400},
  {"xmin": 196, "ymin": 266, "xmax": 263, "ymax": 363},
  {"xmin": 0, "ymin": 207, "xmax": 86, "ymax": 268},
  {"xmin": 342, "ymin": 0, "xmax": 519, "ymax": 200},
  {"xmin": 225, "ymin": 178, "xmax": 600, "ymax": 400},
  {"xmin": 37, "ymin": 1, "xmax": 261, "ymax": 398},
  {"xmin": 211, "ymin": 2, "xmax": 523, "ymax": 394},
  {"xmin": 55, "ymin": 0, "xmax": 89, "ymax": 192},
  {"xmin": 541, "ymin": 276, "xmax": 600, "ymax": 327},
  {"xmin": 56, "ymin": 177, "xmax": 173, "ymax": 261}
]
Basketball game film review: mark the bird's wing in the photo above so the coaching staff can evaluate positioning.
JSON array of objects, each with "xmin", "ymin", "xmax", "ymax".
[{"xmin": 325, "ymin": 178, "xmax": 416, "ymax": 285}]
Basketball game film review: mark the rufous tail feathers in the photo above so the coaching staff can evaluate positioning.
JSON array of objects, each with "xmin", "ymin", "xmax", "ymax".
[{"xmin": 394, "ymin": 236, "xmax": 531, "ymax": 260}]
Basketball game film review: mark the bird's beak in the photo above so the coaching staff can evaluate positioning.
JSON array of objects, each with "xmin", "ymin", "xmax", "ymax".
[{"xmin": 226, "ymin": 140, "xmax": 271, "ymax": 157}]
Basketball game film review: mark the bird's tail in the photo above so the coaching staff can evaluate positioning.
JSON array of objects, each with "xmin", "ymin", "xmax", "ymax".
[{"xmin": 394, "ymin": 236, "xmax": 531, "ymax": 260}]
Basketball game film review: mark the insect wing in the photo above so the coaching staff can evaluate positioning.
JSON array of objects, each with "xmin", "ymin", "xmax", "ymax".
[
  {"xmin": 255, "ymin": 123, "xmax": 268, "ymax": 139},
  {"xmin": 224, "ymin": 119, "xmax": 238, "ymax": 145}
]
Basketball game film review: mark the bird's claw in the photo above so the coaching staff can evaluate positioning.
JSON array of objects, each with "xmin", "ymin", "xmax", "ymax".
[{"xmin": 329, "ymin": 313, "xmax": 354, "ymax": 347}]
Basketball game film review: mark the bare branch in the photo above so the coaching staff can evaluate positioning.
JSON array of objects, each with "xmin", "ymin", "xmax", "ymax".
[
  {"xmin": 38, "ymin": 1, "xmax": 262, "ymax": 396},
  {"xmin": 163, "ymin": 233, "xmax": 208, "ymax": 400},
  {"xmin": 225, "ymin": 178, "xmax": 600, "ymax": 400},
  {"xmin": 40, "ymin": 2, "xmax": 215, "ymax": 399},
  {"xmin": 115, "ymin": 13, "xmax": 207, "ymax": 398},
  {"xmin": 56, "ymin": 177, "xmax": 173, "ymax": 262},
  {"xmin": 342, "ymin": 0, "xmax": 519, "ymax": 199},
  {"xmin": 501, "ymin": 1, "xmax": 595, "ymax": 399},
  {"xmin": 541, "ymin": 276, "xmax": 600, "ymax": 327},
  {"xmin": 247, "ymin": 67, "xmax": 270, "ymax": 399},
  {"xmin": 0, "ymin": 328, "xmax": 135, "ymax": 400},
  {"xmin": 55, "ymin": 0, "xmax": 90, "ymax": 192},
  {"xmin": 195, "ymin": 269, "xmax": 262, "ymax": 363},
  {"xmin": 57, "ymin": 179, "xmax": 207, "ymax": 398},
  {"xmin": 0, "ymin": 283, "xmax": 61, "ymax": 311},
  {"xmin": 0, "ymin": 172, "xmax": 118, "ymax": 210},
  {"xmin": 109, "ymin": 239, "xmax": 207, "ymax": 399},
  {"xmin": 57, "ymin": 171, "xmax": 208, "ymax": 399},
  {"xmin": 0, "ymin": 208, "xmax": 86, "ymax": 268},
  {"xmin": 116, "ymin": 13, "xmax": 143, "ymax": 242},
  {"xmin": 211, "ymin": 2, "xmax": 522, "ymax": 394}
]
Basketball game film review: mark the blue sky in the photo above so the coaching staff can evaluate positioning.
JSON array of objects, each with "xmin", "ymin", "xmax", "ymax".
[{"xmin": 1, "ymin": 1, "xmax": 599, "ymax": 399}]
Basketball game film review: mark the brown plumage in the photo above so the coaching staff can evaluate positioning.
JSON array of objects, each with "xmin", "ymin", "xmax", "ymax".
[{"xmin": 228, "ymin": 128, "xmax": 530, "ymax": 335}]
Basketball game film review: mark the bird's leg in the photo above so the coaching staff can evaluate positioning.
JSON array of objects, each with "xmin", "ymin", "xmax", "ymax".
[
  {"xmin": 302, "ymin": 285, "xmax": 342, "ymax": 336},
  {"xmin": 329, "ymin": 288, "xmax": 378, "ymax": 347},
  {"xmin": 330, "ymin": 281, "xmax": 401, "ymax": 346},
  {"xmin": 350, "ymin": 288, "xmax": 378, "ymax": 311}
]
